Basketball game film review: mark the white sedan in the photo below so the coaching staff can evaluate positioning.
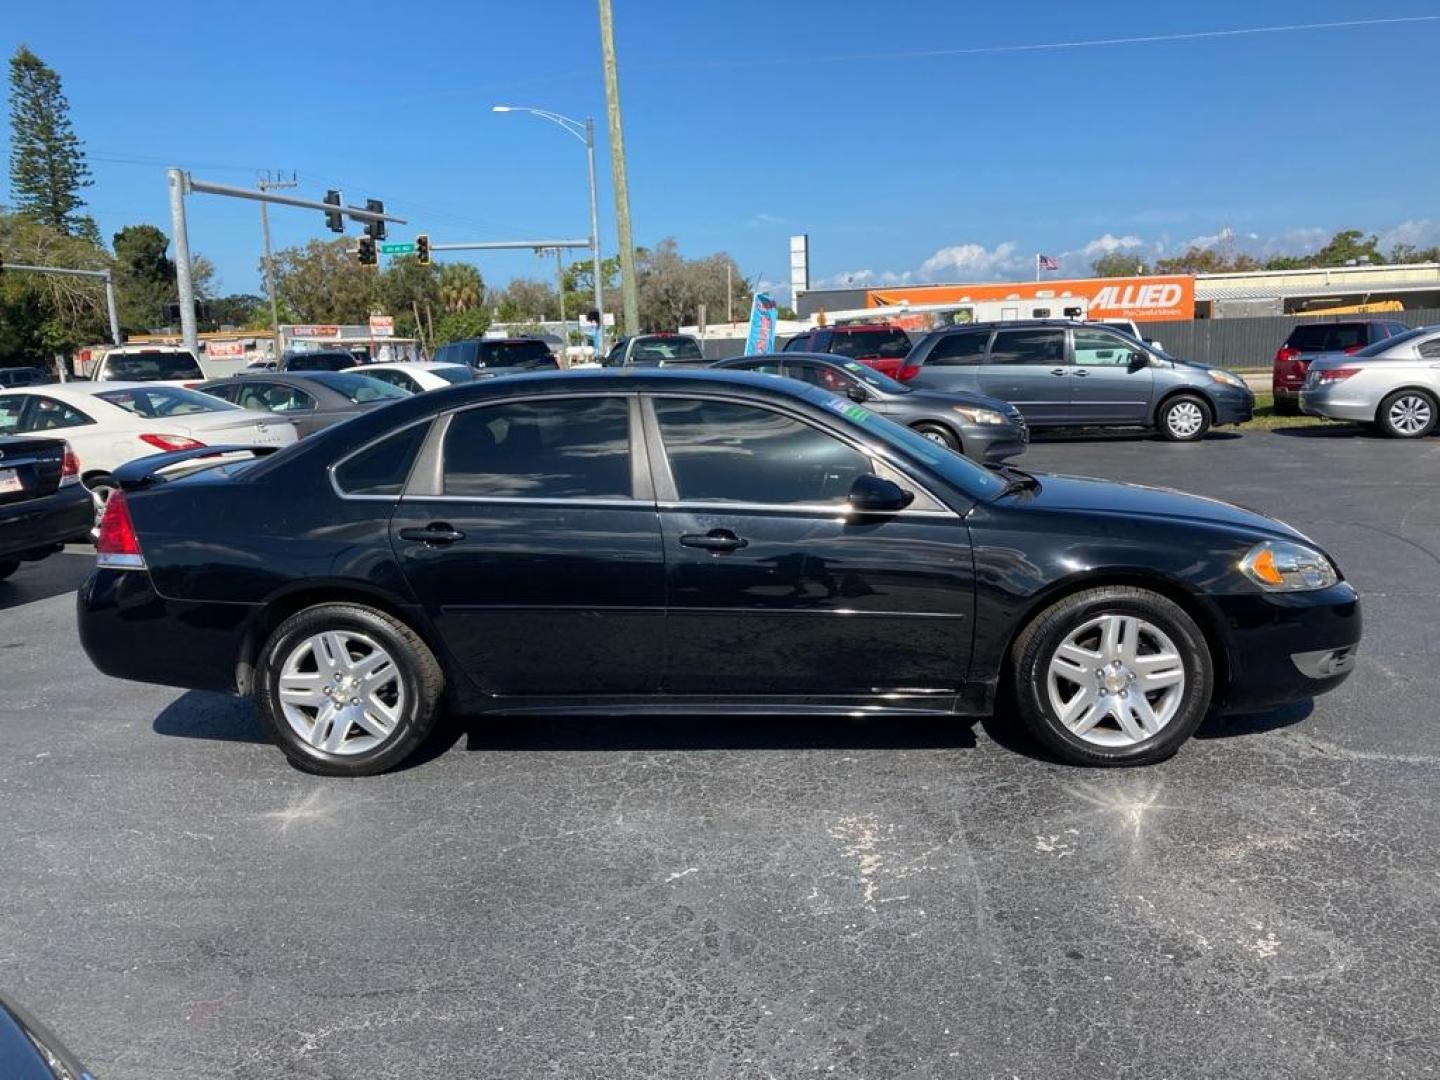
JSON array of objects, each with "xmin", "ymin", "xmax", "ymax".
[
  {"xmin": 0, "ymin": 382, "xmax": 297, "ymax": 516},
  {"xmin": 343, "ymin": 362, "xmax": 474, "ymax": 394}
]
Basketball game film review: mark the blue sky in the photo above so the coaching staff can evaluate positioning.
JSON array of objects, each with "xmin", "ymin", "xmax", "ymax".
[{"xmin": 4, "ymin": 1, "xmax": 1439, "ymax": 300}]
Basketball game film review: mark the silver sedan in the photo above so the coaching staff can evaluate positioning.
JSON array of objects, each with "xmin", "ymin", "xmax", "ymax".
[{"xmin": 1300, "ymin": 325, "xmax": 1440, "ymax": 438}]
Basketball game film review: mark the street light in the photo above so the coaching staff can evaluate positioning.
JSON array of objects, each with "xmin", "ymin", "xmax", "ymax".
[{"xmin": 493, "ymin": 105, "xmax": 604, "ymax": 352}]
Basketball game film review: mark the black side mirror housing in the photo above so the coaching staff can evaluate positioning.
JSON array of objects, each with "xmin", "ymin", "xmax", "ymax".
[
  {"xmin": 849, "ymin": 474, "xmax": 915, "ymax": 514},
  {"xmin": 847, "ymin": 385, "xmax": 868, "ymax": 403},
  {"xmin": 1128, "ymin": 352, "xmax": 1150, "ymax": 372}
]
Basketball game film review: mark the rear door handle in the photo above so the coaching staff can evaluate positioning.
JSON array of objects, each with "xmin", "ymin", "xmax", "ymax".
[
  {"xmin": 1072, "ymin": 369, "xmax": 1089, "ymax": 377},
  {"xmin": 679, "ymin": 529, "xmax": 748, "ymax": 552},
  {"xmin": 399, "ymin": 523, "xmax": 466, "ymax": 545},
  {"xmin": 1050, "ymin": 368, "xmax": 1067, "ymax": 376}
]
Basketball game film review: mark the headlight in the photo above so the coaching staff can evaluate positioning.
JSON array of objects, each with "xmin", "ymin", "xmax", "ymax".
[
  {"xmin": 1239, "ymin": 540, "xmax": 1338, "ymax": 592},
  {"xmin": 1207, "ymin": 369, "xmax": 1247, "ymax": 390},
  {"xmin": 952, "ymin": 405, "xmax": 1007, "ymax": 425}
]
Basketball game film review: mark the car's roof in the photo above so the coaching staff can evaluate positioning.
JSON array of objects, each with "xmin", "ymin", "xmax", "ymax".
[
  {"xmin": 355, "ymin": 361, "xmax": 466, "ymax": 372},
  {"xmin": 104, "ymin": 345, "xmax": 195, "ymax": 354},
  {"xmin": 823, "ymin": 323, "xmax": 907, "ymax": 333},
  {"xmin": 3, "ymin": 380, "xmax": 166, "ymax": 398},
  {"xmin": 476, "ymin": 337, "xmax": 550, "ymax": 344},
  {"xmin": 721, "ymin": 351, "xmax": 851, "ymax": 366}
]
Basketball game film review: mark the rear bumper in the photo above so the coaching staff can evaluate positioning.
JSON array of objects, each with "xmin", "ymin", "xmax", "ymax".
[
  {"xmin": 77, "ymin": 568, "xmax": 252, "ymax": 693},
  {"xmin": 0, "ymin": 483, "xmax": 92, "ymax": 561},
  {"xmin": 1212, "ymin": 583, "xmax": 1362, "ymax": 712},
  {"xmin": 1300, "ymin": 387, "xmax": 1374, "ymax": 422}
]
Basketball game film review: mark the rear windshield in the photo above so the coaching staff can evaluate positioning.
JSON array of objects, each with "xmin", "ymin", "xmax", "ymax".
[
  {"xmin": 630, "ymin": 336, "xmax": 703, "ymax": 361},
  {"xmin": 827, "ymin": 329, "xmax": 912, "ymax": 360},
  {"xmin": 1354, "ymin": 327, "xmax": 1427, "ymax": 357},
  {"xmin": 285, "ymin": 353, "xmax": 355, "ymax": 372},
  {"xmin": 431, "ymin": 365, "xmax": 475, "ymax": 385},
  {"xmin": 97, "ymin": 386, "xmax": 236, "ymax": 417},
  {"xmin": 1285, "ymin": 324, "xmax": 1369, "ymax": 352},
  {"xmin": 478, "ymin": 341, "xmax": 553, "ymax": 366},
  {"xmin": 304, "ymin": 372, "xmax": 410, "ymax": 404},
  {"xmin": 103, "ymin": 351, "xmax": 203, "ymax": 380}
]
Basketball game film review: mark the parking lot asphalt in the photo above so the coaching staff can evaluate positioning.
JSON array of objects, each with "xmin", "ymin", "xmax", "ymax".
[{"xmin": 1, "ymin": 426, "xmax": 1437, "ymax": 1079}]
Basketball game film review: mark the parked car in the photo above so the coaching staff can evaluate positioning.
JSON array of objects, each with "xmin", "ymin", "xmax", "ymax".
[
  {"xmin": 1299, "ymin": 325, "xmax": 1440, "ymax": 438},
  {"xmin": 0, "ymin": 991, "xmax": 94, "ymax": 1079},
  {"xmin": 714, "ymin": 352, "xmax": 1028, "ymax": 462},
  {"xmin": 78, "ymin": 368, "xmax": 1358, "ymax": 777},
  {"xmin": 0, "ymin": 435, "xmax": 91, "ymax": 579},
  {"xmin": 783, "ymin": 324, "xmax": 917, "ymax": 379},
  {"xmin": 433, "ymin": 337, "xmax": 558, "ymax": 373},
  {"xmin": 196, "ymin": 372, "xmax": 409, "ymax": 437},
  {"xmin": 603, "ymin": 333, "xmax": 706, "ymax": 367},
  {"xmin": 280, "ymin": 349, "xmax": 362, "ymax": 373},
  {"xmin": 90, "ymin": 344, "xmax": 205, "ymax": 385},
  {"xmin": 346, "ymin": 361, "xmax": 475, "ymax": 393},
  {"xmin": 1272, "ymin": 319, "xmax": 1409, "ymax": 414},
  {"xmin": 0, "ymin": 366, "xmax": 50, "ymax": 388},
  {"xmin": 904, "ymin": 321, "xmax": 1253, "ymax": 441},
  {"xmin": 0, "ymin": 382, "xmax": 297, "ymax": 520}
]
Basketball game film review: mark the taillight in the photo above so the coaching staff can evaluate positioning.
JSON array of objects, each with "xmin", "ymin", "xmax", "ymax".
[
  {"xmin": 897, "ymin": 364, "xmax": 921, "ymax": 382},
  {"xmin": 138, "ymin": 433, "xmax": 206, "ymax": 452},
  {"xmin": 60, "ymin": 444, "xmax": 80, "ymax": 486},
  {"xmin": 1274, "ymin": 346, "xmax": 1300, "ymax": 366},
  {"xmin": 95, "ymin": 490, "xmax": 145, "ymax": 570},
  {"xmin": 1315, "ymin": 367, "xmax": 1360, "ymax": 384}
]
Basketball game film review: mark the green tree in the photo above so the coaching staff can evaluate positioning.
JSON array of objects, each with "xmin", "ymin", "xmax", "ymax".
[
  {"xmin": 1091, "ymin": 252, "xmax": 1147, "ymax": 277},
  {"xmin": 7, "ymin": 46, "xmax": 93, "ymax": 234},
  {"xmin": 377, "ymin": 255, "xmax": 440, "ymax": 337},
  {"xmin": 635, "ymin": 238, "xmax": 749, "ymax": 331},
  {"xmin": 205, "ymin": 293, "xmax": 267, "ymax": 329},
  {"xmin": 493, "ymin": 277, "xmax": 559, "ymax": 322},
  {"xmin": 1390, "ymin": 242, "xmax": 1440, "ymax": 264},
  {"xmin": 268, "ymin": 238, "xmax": 377, "ymax": 325},
  {"xmin": 1310, "ymin": 229, "xmax": 1386, "ymax": 266},
  {"xmin": 0, "ymin": 208, "xmax": 108, "ymax": 360},
  {"xmin": 432, "ymin": 307, "xmax": 490, "ymax": 345},
  {"xmin": 438, "ymin": 262, "xmax": 484, "ymax": 312}
]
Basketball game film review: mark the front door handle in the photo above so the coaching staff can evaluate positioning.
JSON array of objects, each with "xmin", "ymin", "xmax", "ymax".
[
  {"xmin": 1050, "ymin": 368, "xmax": 1067, "ymax": 376},
  {"xmin": 1072, "ymin": 369, "xmax": 1089, "ymax": 377},
  {"xmin": 679, "ymin": 529, "xmax": 748, "ymax": 552},
  {"xmin": 398, "ymin": 523, "xmax": 466, "ymax": 545}
]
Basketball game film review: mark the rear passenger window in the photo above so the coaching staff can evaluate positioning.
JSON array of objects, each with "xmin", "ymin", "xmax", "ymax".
[
  {"xmin": 443, "ymin": 397, "xmax": 632, "ymax": 499},
  {"xmin": 335, "ymin": 423, "xmax": 429, "ymax": 497},
  {"xmin": 926, "ymin": 331, "xmax": 989, "ymax": 366},
  {"xmin": 1419, "ymin": 338, "xmax": 1440, "ymax": 359}
]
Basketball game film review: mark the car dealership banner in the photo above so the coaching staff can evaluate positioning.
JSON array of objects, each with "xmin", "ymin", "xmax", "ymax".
[
  {"xmin": 744, "ymin": 292, "xmax": 779, "ymax": 354},
  {"xmin": 868, "ymin": 274, "xmax": 1194, "ymax": 322}
]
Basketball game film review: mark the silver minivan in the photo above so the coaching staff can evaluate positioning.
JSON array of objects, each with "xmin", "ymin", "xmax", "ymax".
[{"xmin": 905, "ymin": 321, "xmax": 1255, "ymax": 441}]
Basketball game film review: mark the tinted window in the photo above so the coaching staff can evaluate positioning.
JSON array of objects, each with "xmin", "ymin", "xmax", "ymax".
[
  {"xmin": 653, "ymin": 397, "xmax": 872, "ymax": 505},
  {"xmin": 335, "ymin": 423, "xmax": 429, "ymax": 497},
  {"xmin": 431, "ymin": 365, "xmax": 474, "ymax": 385},
  {"xmin": 1072, "ymin": 328, "xmax": 1141, "ymax": 367},
  {"xmin": 443, "ymin": 397, "xmax": 632, "ymax": 499},
  {"xmin": 0, "ymin": 395, "xmax": 25, "ymax": 433},
  {"xmin": 96, "ymin": 386, "xmax": 234, "ymax": 417},
  {"xmin": 20, "ymin": 396, "xmax": 93, "ymax": 432},
  {"xmin": 285, "ymin": 352, "xmax": 354, "ymax": 372},
  {"xmin": 1286, "ymin": 324, "xmax": 1367, "ymax": 352},
  {"xmin": 232, "ymin": 381, "xmax": 317, "ymax": 413},
  {"xmin": 305, "ymin": 373, "xmax": 409, "ymax": 404},
  {"xmin": 782, "ymin": 334, "xmax": 812, "ymax": 352},
  {"xmin": 787, "ymin": 362, "xmax": 858, "ymax": 394},
  {"xmin": 989, "ymin": 329, "xmax": 1065, "ymax": 366},
  {"xmin": 630, "ymin": 337, "xmax": 703, "ymax": 361},
  {"xmin": 733, "ymin": 359, "xmax": 784, "ymax": 375},
  {"xmin": 104, "ymin": 351, "xmax": 203, "ymax": 380},
  {"xmin": 363, "ymin": 369, "xmax": 420, "ymax": 394},
  {"xmin": 1417, "ymin": 337, "xmax": 1440, "ymax": 359},
  {"xmin": 478, "ymin": 341, "xmax": 553, "ymax": 366},
  {"xmin": 827, "ymin": 329, "xmax": 911, "ymax": 360},
  {"xmin": 1354, "ymin": 327, "xmax": 1428, "ymax": 357},
  {"xmin": 926, "ymin": 330, "xmax": 990, "ymax": 367},
  {"xmin": 433, "ymin": 343, "xmax": 456, "ymax": 365}
]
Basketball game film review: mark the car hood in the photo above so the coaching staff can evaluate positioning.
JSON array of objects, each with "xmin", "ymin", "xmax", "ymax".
[
  {"xmin": 1002, "ymin": 473, "xmax": 1305, "ymax": 541},
  {"xmin": 896, "ymin": 388, "xmax": 1020, "ymax": 415}
]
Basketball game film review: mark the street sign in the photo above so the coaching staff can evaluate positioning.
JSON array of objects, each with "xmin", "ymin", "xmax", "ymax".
[
  {"xmin": 379, "ymin": 242, "xmax": 415, "ymax": 256},
  {"xmin": 369, "ymin": 315, "xmax": 395, "ymax": 337}
]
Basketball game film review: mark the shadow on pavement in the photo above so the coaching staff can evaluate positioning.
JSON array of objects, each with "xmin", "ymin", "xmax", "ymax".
[
  {"xmin": 1270, "ymin": 424, "xmax": 1371, "ymax": 438},
  {"xmin": 0, "ymin": 550, "xmax": 92, "ymax": 612},
  {"xmin": 1196, "ymin": 700, "xmax": 1314, "ymax": 739},
  {"xmin": 154, "ymin": 690, "xmax": 268, "ymax": 744},
  {"xmin": 1028, "ymin": 429, "xmax": 1242, "ymax": 445}
]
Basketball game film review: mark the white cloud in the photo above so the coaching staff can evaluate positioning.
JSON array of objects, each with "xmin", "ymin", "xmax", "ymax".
[
  {"xmin": 1075, "ymin": 233, "xmax": 1144, "ymax": 258},
  {"xmin": 746, "ymin": 212, "xmax": 796, "ymax": 228},
  {"xmin": 814, "ymin": 268, "xmax": 912, "ymax": 288},
  {"xmin": 917, "ymin": 241, "xmax": 1024, "ymax": 280},
  {"xmin": 1379, "ymin": 218, "xmax": 1440, "ymax": 254}
]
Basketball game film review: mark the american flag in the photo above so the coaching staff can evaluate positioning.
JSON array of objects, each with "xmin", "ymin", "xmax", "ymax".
[{"xmin": 1037, "ymin": 253, "xmax": 1059, "ymax": 271}]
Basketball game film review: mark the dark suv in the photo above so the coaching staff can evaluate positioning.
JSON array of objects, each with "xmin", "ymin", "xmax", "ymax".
[
  {"xmin": 434, "ymin": 337, "xmax": 559, "ymax": 375},
  {"xmin": 783, "ymin": 324, "xmax": 916, "ymax": 380},
  {"xmin": 1273, "ymin": 320, "xmax": 1409, "ymax": 413}
]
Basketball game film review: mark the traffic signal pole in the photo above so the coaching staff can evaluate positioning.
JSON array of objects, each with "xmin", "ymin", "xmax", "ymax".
[
  {"xmin": 165, "ymin": 167, "xmax": 405, "ymax": 354},
  {"xmin": 3, "ymin": 262, "xmax": 122, "ymax": 347}
]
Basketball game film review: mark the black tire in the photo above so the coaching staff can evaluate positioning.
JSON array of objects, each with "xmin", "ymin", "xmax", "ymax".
[
  {"xmin": 254, "ymin": 603, "xmax": 445, "ymax": 776},
  {"xmin": 1156, "ymin": 394, "xmax": 1212, "ymax": 442},
  {"xmin": 1272, "ymin": 396, "xmax": 1300, "ymax": 417},
  {"xmin": 1010, "ymin": 586, "xmax": 1214, "ymax": 767},
  {"xmin": 1376, "ymin": 388, "xmax": 1437, "ymax": 439},
  {"xmin": 0, "ymin": 561, "xmax": 18, "ymax": 581},
  {"xmin": 911, "ymin": 421, "xmax": 961, "ymax": 453}
]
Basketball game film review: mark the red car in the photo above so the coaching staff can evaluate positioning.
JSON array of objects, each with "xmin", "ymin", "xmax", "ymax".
[
  {"xmin": 1272, "ymin": 320, "xmax": 1408, "ymax": 413},
  {"xmin": 783, "ymin": 324, "xmax": 918, "ymax": 380}
]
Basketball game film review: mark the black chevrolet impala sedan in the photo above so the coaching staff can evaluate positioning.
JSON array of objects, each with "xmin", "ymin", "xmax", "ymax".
[{"xmin": 77, "ymin": 369, "xmax": 1360, "ymax": 775}]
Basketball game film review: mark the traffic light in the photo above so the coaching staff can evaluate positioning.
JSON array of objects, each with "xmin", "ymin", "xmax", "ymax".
[
  {"xmin": 323, "ymin": 190, "xmax": 344, "ymax": 233},
  {"xmin": 415, "ymin": 234, "xmax": 430, "ymax": 265},
  {"xmin": 357, "ymin": 236, "xmax": 376, "ymax": 267},
  {"xmin": 364, "ymin": 199, "xmax": 386, "ymax": 241}
]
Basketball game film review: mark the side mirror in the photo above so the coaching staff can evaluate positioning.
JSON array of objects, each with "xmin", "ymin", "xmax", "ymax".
[
  {"xmin": 1127, "ymin": 352, "xmax": 1150, "ymax": 372},
  {"xmin": 849, "ymin": 474, "xmax": 914, "ymax": 514},
  {"xmin": 847, "ymin": 385, "xmax": 868, "ymax": 404}
]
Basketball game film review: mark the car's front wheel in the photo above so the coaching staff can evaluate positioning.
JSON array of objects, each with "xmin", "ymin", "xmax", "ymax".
[
  {"xmin": 255, "ymin": 603, "xmax": 445, "ymax": 776},
  {"xmin": 1157, "ymin": 394, "xmax": 1211, "ymax": 442},
  {"xmin": 911, "ymin": 422, "xmax": 961, "ymax": 453},
  {"xmin": 1376, "ymin": 389, "xmax": 1437, "ymax": 439},
  {"xmin": 1010, "ymin": 586, "xmax": 1214, "ymax": 766}
]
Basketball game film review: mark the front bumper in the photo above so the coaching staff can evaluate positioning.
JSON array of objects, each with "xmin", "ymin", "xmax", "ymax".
[
  {"xmin": 0, "ymin": 482, "xmax": 92, "ymax": 561},
  {"xmin": 962, "ymin": 419, "xmax": 1029, "ymax": 463},
  {"xmin": 1211, "ymin": 385, "xmax": 1255, "ymax": 426},
  {"xmin": 1212, "ymin": 582, "xmax": 1362, "ymax": 712},
  {"xmin": 1300, "ymin": 385, "xmax": 1375, "ymax": 423}
]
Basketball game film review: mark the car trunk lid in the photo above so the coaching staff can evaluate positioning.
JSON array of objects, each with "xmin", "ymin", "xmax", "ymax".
[{"xmin": 0, "ymin": 437, "xmax": 68, "ymax": 506}]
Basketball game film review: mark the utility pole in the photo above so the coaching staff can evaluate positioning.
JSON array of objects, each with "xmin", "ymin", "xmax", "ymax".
[
  {"xmin": 726, "ymin": 263, "xmax": 733, "ymax": 324},
  {"xmin": 258, "ymin": 171, "xmax": 297, "ymax": 360},
  {"xmin": 597, "ymin": 0, "xmax": 639, "ymax": 336},
  {"xmin": 553, "ymin": 247, "xmax": 567, "ymax": 349}
]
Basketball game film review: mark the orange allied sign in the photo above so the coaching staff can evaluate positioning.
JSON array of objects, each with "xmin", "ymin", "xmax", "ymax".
[{"xmin": 868, "ymin": 274, "xmax": 1194, "ymax": 323}]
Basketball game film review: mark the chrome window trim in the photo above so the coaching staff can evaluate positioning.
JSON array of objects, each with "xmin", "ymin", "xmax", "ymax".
[{"xmin": 656, "ymin": 499, "xmax": 957, "ymax": 520}]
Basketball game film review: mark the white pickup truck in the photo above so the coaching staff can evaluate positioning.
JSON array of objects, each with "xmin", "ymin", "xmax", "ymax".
[{"xmin": 88, "ymin": 345, "xmax": 206, "ymax": 385}]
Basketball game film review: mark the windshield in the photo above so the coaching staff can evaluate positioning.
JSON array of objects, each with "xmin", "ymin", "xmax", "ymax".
[
  {"xmin": 96, "ymin": 386, "xmax": 236, "ymax": 417},
  {"xmin": 478, "ymin": 341, "xmax": 552, "ymax": 366},
  {"xmin": 832, "ymin": 359, "xmax": 908, "ymax": 393},
  {"xmin": 631, "ymin": 336, "xmax": 703, "ymax": 361},
  {"xmin": 103, "ymin": 351, "xmax": 203, "ymax": 380},
  {"xmin": 431, "ymin": 365, "xmax": 475, "ymax": 385},
  {"xmin": 285, "ymin": 353, "xmax": 354, "ymax": 372},
  {"xmin": 1354, "ymin": 327, "xmax": 1427, "ymax": 356},
  {"xmin": 828, "ymin": 329, "xmax": 912, "ymax": 360},
  {"xmin": 808, "ymin": 388, "xmax": 1006, "ymax": 499},
  {"xmin": 306, "ymin": 372, "xmax": 411, "ymax": 403}
]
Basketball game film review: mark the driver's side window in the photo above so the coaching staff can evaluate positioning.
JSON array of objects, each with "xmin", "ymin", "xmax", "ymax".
[
  {"xmin": 785, "ymin": 363, "xmax": 851, "ymax": 394},
  {"xmin": 1073, "ymin": 328, "xmax": 1143, "ymax": 367}
]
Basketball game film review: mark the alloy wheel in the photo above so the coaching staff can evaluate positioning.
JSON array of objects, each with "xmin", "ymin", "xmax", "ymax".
[
  {"xmin": 1045, "ymin": 613, "xmax": 1187, "ymax": 748},
  {"xmin": 1388, "ymin": 394, "xmax": 1433, "ymax": 436},
  {"xmin": 277, "ymin": 630, "xmax": 406, "ymax": 755},
  {"xmin": 921, "ymin": 429, "xmax": 949, "ymax": 445},
  {"xmin": 1166, "ymin": 401, "xmax": 1205, "ymax": 439}
]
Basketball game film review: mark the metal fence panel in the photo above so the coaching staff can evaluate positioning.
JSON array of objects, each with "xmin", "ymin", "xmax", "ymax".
[{"xmin": 1142, "ymin": 309, "xmax": 1440, "ymax": 371}]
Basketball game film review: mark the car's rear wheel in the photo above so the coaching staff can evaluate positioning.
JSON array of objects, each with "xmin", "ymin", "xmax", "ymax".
[
  {"xmin": 1272, "ymin": 394, "xmax": 1300, "ymax": 416},
  {"xmin": 1010, "ymin": 586, "xmax": 1213, "ymax": 766},
  {"xmin": 255, "ymin": 603, "xmax": 444, "ymax": 776},
  {"xmin": 83, "ymin": 473, "xmax": 118, "ymax": 534},
  {"xmin": 1376, "ymin": 389, "xmax": 1437, "ymax": 439},
  {"xmin": 0, "ymin": 561, "xmax": 18, "ymax": 581},
  {"xmin": 1157, "ymin": 395, "xmax": 1211, "ymax": 442},
  {"xmin": 911, "ymin": 421, "xmax": 961, "ymax": 453}
]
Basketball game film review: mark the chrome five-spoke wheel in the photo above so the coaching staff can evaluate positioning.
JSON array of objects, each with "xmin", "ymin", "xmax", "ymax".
[
  {"xmin": 278, "ymin": 630, "xmax": 406, "ymax": 755},
  {"xmin": 1045, "ymin": 613, "xmax": 1186, "ymax": 748}
]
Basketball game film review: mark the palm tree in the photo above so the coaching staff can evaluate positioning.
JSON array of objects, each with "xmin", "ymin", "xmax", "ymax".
[{"xmin": 438, "ymin": 263, "xmax": 483, "ymax": 313}]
